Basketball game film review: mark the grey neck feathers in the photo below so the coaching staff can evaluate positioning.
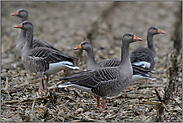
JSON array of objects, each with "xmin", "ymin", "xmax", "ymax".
[
  {"xmin": 19, "ymin": 28, "xmax": 26, "ymax": 37},
  {"xmin": 21, "ymin": 29, "xmax": 33, "ymax": 58},
  {"xmin": 86, "ymin": 47, "xmax": 97, "ymax": 67},
  {"xmin": 120, "ymin": 41, "xmax": 130, "ymax": 67},
  {"xmin": 25, "ymin": 29, "xmax": 33, "ymax": 49},
  {"xmin": 147, "ymin": 34, "xmax": 156, "ymax": 55}
]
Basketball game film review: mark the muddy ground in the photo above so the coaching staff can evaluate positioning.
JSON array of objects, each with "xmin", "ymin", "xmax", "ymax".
[{"xmin": 1, "ymin": 1, "xmax": 182, "ymax": 122}]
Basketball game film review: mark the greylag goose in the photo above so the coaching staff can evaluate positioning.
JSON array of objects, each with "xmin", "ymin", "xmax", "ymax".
[
  {"xmin": 58, "ymin": 33, "xmax": 142, "ymax": 109},
  {"xmin": 130, "ymin": 26, "xmax": 165, "ymax": 69},
  {"xmin": 14, "ymin": 21, "xmax": 80, "ymax": 91},
  {"xmin": 74, "ymin": 41, "xmax": 155, "ymax": 107},
  {"xmin": 74, "ymin": 41, "xmax": 155, "ymax": 82},
  {"xmin": 11, "ymin": 8, "xmax": 77, "ymax": 60}
]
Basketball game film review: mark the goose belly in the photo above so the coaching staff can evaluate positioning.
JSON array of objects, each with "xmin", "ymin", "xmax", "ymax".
[
  {"xmin": 58, "ymin": 83, "xmax": 95, "ymax": 96},
  {"xmin": 132, "ymin": 61, "xmax": 151, "ymax": 68},
  {"xmin": 69, "ymin": 84, "xmax": 93, "ymax": 93}
]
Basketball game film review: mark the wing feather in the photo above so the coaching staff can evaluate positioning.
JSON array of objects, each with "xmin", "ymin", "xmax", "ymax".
[
  {"xmin": 60, "ymin": 67, "xmax": 118, "ymax": 89},
  {"xmin": 28, "ymin": 47, "xmax": 74, "ymax": 64},
  {"xmin": 130, "ymin": 47, "xmax": 155, "ymax": 64},
  {"xmin": 98, "ymin": 59, "xmax": 120, "ymax": 67},
  {"xmin": 23, "ymin": 55, "xmax": 49, "ymax": 73}
]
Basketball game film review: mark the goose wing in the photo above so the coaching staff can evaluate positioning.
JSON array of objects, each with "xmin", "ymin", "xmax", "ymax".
[
  {"xmin": 97, "ymin": 59, "xmax": 121, "ymax": 67},
  {"xmin": 130, "ymin": 47, "xmax": 155, "ymax": 64},
  {"xmin": 60, "ymin": 67, "xmax": 119, "ymax": 88},
  {"xmin": 28, "ymin": 47, "xmax": 74, "ymax": 63}
]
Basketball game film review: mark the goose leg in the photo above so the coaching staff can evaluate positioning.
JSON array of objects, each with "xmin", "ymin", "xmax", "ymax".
[
  {"xmin": 39, "ymin": 78, "xmax": 43, "ymax": 91},
  {"xmin": 102, "ymin": 100, "xmax": 106, "ymax": 109},
  {"xmin": 38, "ymin": 72, "xmax": 44, "ymax": 91},
  {"xmin": 97, "ymin": 96, "xmax": 101, "ymax": 108},
  {"xmin": 45, "ymin": 75, "xmax": 50, "ymax": 89}
]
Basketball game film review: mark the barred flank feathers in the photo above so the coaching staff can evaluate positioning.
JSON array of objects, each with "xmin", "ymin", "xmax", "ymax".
[{"xmin": 26, "ymin": 56, "xmax": 49, "ymax": 72}]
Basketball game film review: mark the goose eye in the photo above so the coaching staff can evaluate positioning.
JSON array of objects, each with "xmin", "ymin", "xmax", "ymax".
[{"xmin": 129, "ymin": 34, "xmax": 132, "ymax": 36}]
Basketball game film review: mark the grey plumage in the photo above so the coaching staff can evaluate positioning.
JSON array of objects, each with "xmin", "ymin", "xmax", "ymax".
[
  {"xmin": 14, "ymin": 21, "xmax": 79, "ymax": 91},
  {"xmin": 75, "ymin": 41, "xmax": 155, "ymax": 81},
  {"xmin": 22, "ymin": 55, "xmax": 49, "ymax": 73},
  {"xmin": 59, "ymin": 33, "xmax": 142, "ymax": 109},
  {"xmin": 130, "ymin": 26, "xmax": 165, "ymax": 69}
]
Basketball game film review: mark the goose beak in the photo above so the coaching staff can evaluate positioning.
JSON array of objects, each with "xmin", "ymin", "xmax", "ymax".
[
  {"xmin": 133, "ymin": 35, "xmax": 142, "ymax": 41},
  {"xmin": 157, "ymin": 29, "xmax": 165, "ymax": 34},
  {"xmin": 11, "ymin": 11, "xmax": 19, "ymax": 16},
  {"xmin": 74, "ymin": 44, "xmax": 82, "ymax": 50},
  {"xmin": 14, "ymin": 23, "xmax": 22, "ymax": 28}
]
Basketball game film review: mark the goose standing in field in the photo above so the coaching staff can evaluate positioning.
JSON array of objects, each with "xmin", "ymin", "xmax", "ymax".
[
  {"xmin": 74, "ymin": 41, "xmax": 155, "ymax": 81},
  {"xmin": 130, "ymin": 26, "xmax": 165, "ymax": 69},
  {"xmin": 74, "ymin": 41, "xmax": 155, "ymax": 107},
  {"xmin": 58, "ymin": 33, "xmax": 142, "ymax": 109},
  {"xmin": 14, "ymin": 21, "xmax": 80, "ymax": 91},
  {"xmin": 11, "ymin": 8, "xmax": 78, "ymax": 79}
]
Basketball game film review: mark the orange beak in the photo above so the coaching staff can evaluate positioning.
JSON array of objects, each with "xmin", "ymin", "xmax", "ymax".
[
  {"xmin": 11, "ymin": 11, "xmax": 19, "ymax": 16},
  {"xmin": 157, "ymin": 29, "xmax": 165, "ymax": 34},
  {"xmin": 133, "ymin": 35, "xmax": 142, "ymax": 41},
  {"xmin": 74, "ymin": 44, "xmax": 82, "ymax": 50},
  {"xmin": 14, "ymin": 23, "xmax": 23, "ymax": 28}
]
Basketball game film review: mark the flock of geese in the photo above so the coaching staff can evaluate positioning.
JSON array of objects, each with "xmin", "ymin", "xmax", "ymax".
[{"xmin": 11, "ymin": 8, "xmax": 165, "ymax": 109}]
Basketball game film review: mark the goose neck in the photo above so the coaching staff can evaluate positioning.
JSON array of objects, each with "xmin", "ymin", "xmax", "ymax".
[
  {"xmin": 119, "ymin": 41, "xmax": 131, "ymax": 68},
  {"xmin": 147, "ymin": 34, "xmax": 156, "ymax": 54},
  {"xmin": 23, "ymin": 29, "xmax": 33, "ymax": 51},
  {"xmin": 86, "ymin": 48, "xmax": 97, "ymax": 68}
]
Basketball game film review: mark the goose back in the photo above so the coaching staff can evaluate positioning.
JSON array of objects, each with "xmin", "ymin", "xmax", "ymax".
[{"xmin": 130, "ymin": 47, "xmax": 156, "ymax": 68}]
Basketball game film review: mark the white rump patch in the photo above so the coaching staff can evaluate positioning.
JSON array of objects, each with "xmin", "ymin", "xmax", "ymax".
[
  {"xmin": 132, "ymin": 61, "xmax": 151, "ymax": 68},
  {"xmin": 46, "ymin": 61, "xmax": 79, "ymax": 75},
  {"xmin": 131, "ymin": 74, "xmax": 156, "ymax": 82}
]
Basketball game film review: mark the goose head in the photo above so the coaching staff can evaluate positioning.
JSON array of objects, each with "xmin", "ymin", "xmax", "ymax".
[
  {"xmin": 11, "ymin": 8, "xmax": 28, "ymax": 19},
  {"xmin": 122, "ymin": 33, "xmax": 142, "ymax": 44},
  {"xmin": 148, "ymin": 26, "xmax": 165, "ymax": 35},
  {"xmin": 74, "ymin": 41, "xmax": 92, "ymax": 51},
  {"xmin": 14, "ymin": 21, "xmax": 33, "ymax": 31}
]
